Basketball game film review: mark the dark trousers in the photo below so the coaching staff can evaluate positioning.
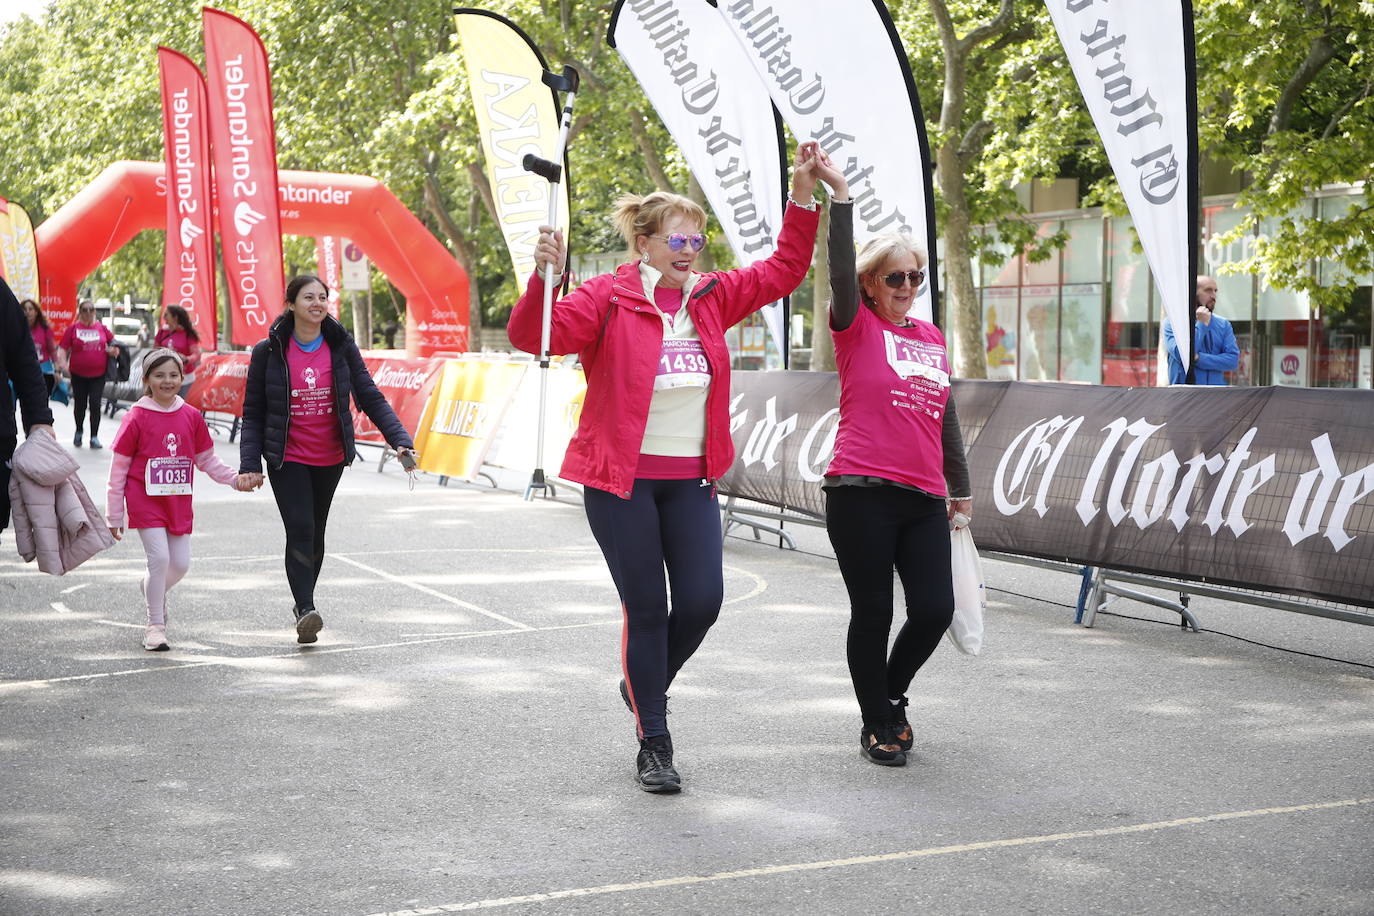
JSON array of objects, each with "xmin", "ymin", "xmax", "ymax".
[
  {"xmin": 70, "ymin": 373, "xmax": 103, "ymax": 438},
  {"xmin": 0, "ymin": 434, "xmax": 15, "ymax": 531},
  {"xmin": 825, "ymin": 485, "xmax": 954, "ymax": 731},
  {"xmin": 584, "ymin": 478, "xmax": 724, "ymax": 739},
  {"xmin": 267, "ymin": 461, "xmax": 346, "ymax": 612}
]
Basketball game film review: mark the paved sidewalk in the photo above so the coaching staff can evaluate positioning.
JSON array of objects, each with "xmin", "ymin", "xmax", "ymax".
[{"xmin": 1, "ymin": 402, "xmax": 1370, "ymax": 915}]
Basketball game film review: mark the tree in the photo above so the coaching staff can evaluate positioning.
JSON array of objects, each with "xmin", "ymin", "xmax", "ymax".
[{"xmin": 1196, "ymin": 0, "xmax": 1373, "ymax": 314}]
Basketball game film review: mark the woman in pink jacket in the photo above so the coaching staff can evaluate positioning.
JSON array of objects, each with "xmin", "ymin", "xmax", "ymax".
[{"xmin": 508, "ymin": 141, "xmax": 838, "ymax": 794}]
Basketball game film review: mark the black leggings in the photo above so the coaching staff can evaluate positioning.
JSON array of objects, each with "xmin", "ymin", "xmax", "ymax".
[
  {"xmin": 825, "ymin": 485, "xmax": 953, "ymax": 731},
  {"xmin": 70, "ymin": 373, "xmax": 104, "ymax": 437},
  {"xmin": 267, "ymin": 461, "xmax": 346, "ymax": 612},
  {"xmin": 584, "ymin": 478, "xmax": 724, "ymax": 739}
]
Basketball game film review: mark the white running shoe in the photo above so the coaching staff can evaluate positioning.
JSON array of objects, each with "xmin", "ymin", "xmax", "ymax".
[{"xmin": 142, "ymin": 625, "xmax": 170, "ymax": 652}]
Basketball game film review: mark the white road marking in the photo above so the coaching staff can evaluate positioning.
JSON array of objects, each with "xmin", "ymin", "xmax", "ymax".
[
  {"xmin": 49, "ymin": 602, "xmax": 73, "ymax": 614},
  {"xmin": 721, "ymin": 563, "xmax": 766, "ymax": 607},
  {"xmin": 330, "ymin": 554, "xmax": 532, "ymax": 630},
  {"xmin": 60, "ymin": 583, "xmax": 90, "ymax": 595},
  {"xmin": 0, "ymin": 620, "xmax": 615, "ymax": 693},
  {"xmin": 92, "ymin": 619, "xmax": 145, "ymax": 630},
  {"xmin": 361, "ymin": 797, "xmax": 1374, "ymax": 915}
]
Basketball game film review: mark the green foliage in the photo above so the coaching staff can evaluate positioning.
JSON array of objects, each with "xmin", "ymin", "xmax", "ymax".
[{"xmin": 0, "ymin": 0, "xmax": 1368, "ymax": 342}]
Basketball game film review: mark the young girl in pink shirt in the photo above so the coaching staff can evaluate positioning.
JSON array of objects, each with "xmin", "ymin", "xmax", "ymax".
[{"xmin": 106, "ymin": 349, "xmax": 245, "ymax": 651}]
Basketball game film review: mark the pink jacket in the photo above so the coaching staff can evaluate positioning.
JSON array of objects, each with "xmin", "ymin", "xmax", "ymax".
[
  {"xmin": 8, "ymin": 432, "xmax": 116, "ymax": 574},
  {"xmin": 508, "ymin": 203, "xmax": 820, "ymax": 498}
]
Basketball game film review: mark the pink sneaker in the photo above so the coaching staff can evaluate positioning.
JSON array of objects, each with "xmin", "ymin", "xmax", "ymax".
[{"xmin": 142, "ymin": 625, "xmax": 170, "ymax": 652}]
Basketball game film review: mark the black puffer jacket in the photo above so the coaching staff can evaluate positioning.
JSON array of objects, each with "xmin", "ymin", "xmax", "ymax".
[{"xmin": 238, "ymin": 313, "xmax": 412, "ymax": 473}]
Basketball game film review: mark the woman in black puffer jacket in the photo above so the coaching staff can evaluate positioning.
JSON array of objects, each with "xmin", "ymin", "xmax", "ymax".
[{"xmin": 238, "ymin": 276, "xmax": 416, "ymax": 645}]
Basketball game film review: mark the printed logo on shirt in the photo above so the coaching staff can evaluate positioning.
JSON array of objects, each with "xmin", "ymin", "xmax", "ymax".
[
  {"xmin": 883, "ymin": 330, "xmax": 950, "ymax": 387},
  {"xmin": 146, "ymin": 430, "xmax": 193, "ymax": 496},
  {"xmin": 75, "ymin": 328, "xmax": 102, "ymax": 345},
  {"xmin": 304, "ymin": 367, "xmax": 318, "ymax": 390}
]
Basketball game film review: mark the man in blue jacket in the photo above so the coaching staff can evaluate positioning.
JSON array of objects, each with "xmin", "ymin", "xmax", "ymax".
[{"xmin": 1164, "ymin": 275, "xmax": 1240, "ymax": 385}]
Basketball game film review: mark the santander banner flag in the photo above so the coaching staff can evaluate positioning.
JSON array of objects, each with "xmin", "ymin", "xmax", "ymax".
[
  {"xmin": 313, "ymin": 235, "xmax": 342, "ymax": 318},
  {"xmin": 713, "ymin": 0, "xmax": 940, "ymax": 325},
  {"xmin": 608, "ymin": 0, "xmax": 789, "ymax": 360},
  {"xmin": 158, "ymin": 47, "xmax": 218, "ymax": 345},
  {"xmin": 203, "ymin": 7, "xmax": 284, "ymax": 347},
  {"xmin": 1045, "ymin": 0, "xmax": 1199, "ymax": 374}
]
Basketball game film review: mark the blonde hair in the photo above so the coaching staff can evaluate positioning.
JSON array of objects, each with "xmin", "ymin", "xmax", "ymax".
[
  {"xmin": 856, "ymin": 232, "xmax": 928, "ymax": 307},
  {"xmin": 611, "ymin": 192, "xmax": 707, "ymax": 260}
]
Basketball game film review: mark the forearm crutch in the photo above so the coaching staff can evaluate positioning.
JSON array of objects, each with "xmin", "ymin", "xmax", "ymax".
[{"xmin": 521, "ymin": 64, "xmax": 579, "ymax": 501}]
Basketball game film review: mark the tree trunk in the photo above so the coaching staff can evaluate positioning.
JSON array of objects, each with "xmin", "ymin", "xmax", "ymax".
[
  {"xmin": 926, "ymin": 0, "xmax": 1013, "ymax": 379},
  {"xmin": 811, "ymin": 205, "xmax": 835, "ymax": 371}
]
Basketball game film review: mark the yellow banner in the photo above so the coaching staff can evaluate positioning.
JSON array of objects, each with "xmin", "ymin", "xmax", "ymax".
[
  {"xmin": 485, "ymin": 364, "xmax": 587, "ymax": 477},
  {"xmin": 412, "ymin": 359, "xmax": 529, "ymax": 482},
  {"xmin": 2, "ymin": 201, "xmax": 40, "ymax": 302},
  {"xmin": 0, "ymin": 202, "xmax": 15, "ymax": 285},
  {"xmin": 454, "ymin": 10, "xmax": 570, "ymax": 286}
]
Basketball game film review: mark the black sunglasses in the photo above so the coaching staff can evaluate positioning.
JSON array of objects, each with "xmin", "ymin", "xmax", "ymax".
[{"xmin": 883, "ymin": 270, "xmax": 926, "ymax": 289}]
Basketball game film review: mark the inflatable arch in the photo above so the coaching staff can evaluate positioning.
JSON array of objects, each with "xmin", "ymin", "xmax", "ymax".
[{"xmin": 34, "ymin": 160, "xmax": 468, "ymax": 355}]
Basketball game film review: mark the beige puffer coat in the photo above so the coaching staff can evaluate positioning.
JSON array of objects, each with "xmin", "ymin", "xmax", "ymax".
[{"xmin": 8, "ymin": 432, "xmax": 115, "ymax": 574}]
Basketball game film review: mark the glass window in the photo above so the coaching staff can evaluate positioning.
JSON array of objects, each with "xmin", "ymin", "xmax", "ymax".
[
  {"xmin": 1019, "ymin": 285, "xmax": 1059, "ymax": 380},
  {"xmin": 1063, "ymin": 217, "xmax": 1104, "ymax": 284},
  {"xmin": 982, "ymin": 287, "xmax": 1019, "ymax": 379},
  {"xmin": 1061, "ymin": 283, "xmax": 1104, "ymax": 383},
  {"xmin": 1021, "ymin": 221, "xmax": 1060, "ymax": 286},
  {"xmin": 981, "ymin": 236, "xmax": 1019, "ymax": 287},
  {"xmin": 1256, "ymin": 209, "xmax": 1311, "ymax": 321},
  {"xmin": 1201, "ymin": 203, "xmax": 1255, "ymax": 325},
  {"xmin": 1105, "ymin": 217, "xmax": 1153, "ymax": 385}
]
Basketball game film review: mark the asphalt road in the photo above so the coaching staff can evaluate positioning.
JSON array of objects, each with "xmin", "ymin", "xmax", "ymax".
[{"xmin": 1, "ymin": 404, "xmax": 1371, "ymax": 915}]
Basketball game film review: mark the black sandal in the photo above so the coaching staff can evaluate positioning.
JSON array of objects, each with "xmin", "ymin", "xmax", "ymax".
[
  {"xmin": 890, "ymin": 696, "xmax": 914, "ymax": 752},
  {"xmin": 859, "ymin": 725, "xmax": 907, "ymax": 767}
]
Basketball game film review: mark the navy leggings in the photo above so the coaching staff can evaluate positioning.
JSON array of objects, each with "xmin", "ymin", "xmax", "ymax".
[
  {"xmin": 266, "ymin": 461, "xmax": 346, "ymax": 612},
  {"xmin": 584, "ymin": 478, "xmax": 724, "ymax": 739},
  {"xmin": 825, "ymin": 485, "xmax": 954, "ymax": 731}
]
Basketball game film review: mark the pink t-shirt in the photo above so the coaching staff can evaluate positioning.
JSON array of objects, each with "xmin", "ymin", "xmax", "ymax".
[
  {"xmin": 827, "ymin": 303, "xmax": 952, "ymax": 496},
  {"xmin": 653, "ymin": 286, "xmax": 684, "ymax": 318},
  {"xmin": 155, "ymin": 328, "xmax": 200, "ymax": 372},
  {"xmin": 60, "ymin": 320, "xmax": 113, "ymax": 378},
  {"xmin": 111, "ymin": 401, "xmax": 215, "ymax": 534},
  {"xmin": 284, "ymin": 338, "xmax": 345, "ymax": 466},
  {"xmin": 30, "ymin": 324, "xmax": 56, "ymax": 365}
]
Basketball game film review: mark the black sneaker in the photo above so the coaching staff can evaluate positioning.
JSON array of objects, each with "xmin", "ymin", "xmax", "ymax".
[
  {"xmin": 890, "ymin": 696, "xmax": 913, "ymax": 752},
  {"xmin": 635, "ymin": 735, "xmax": 681, "ymax": 793},
  {"xmin": 859, "ymin": 724, "xmax": 907, "ymax": 767},
  {"xmin": 294, "ymin": 606, "xmax": 323, "ymax": 644}
]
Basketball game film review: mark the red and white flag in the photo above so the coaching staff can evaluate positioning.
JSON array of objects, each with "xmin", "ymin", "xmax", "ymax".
[
  {"xmin": 203, "ymin": 7, "xmax": 284, "ymax": 347},
  {"xmin": 313, "ymin": 235, "xmax": 342, "ymax": 318},
  {"xmin": 158, "ymin": 46, "xmax": 218, "ymax": 344}
]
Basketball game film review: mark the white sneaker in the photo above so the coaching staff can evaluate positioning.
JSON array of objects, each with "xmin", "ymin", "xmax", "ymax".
[{"xmin": 142, "ymin": 625, "xmax": 170, "ymax": 651}]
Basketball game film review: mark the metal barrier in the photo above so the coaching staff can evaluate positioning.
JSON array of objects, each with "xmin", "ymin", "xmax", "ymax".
[{"xmin": 719, "ymin": 498, "xmax": 1373, "ymax": 633}]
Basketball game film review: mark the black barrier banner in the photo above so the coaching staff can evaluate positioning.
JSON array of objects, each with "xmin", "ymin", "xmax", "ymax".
[{"xmin": 723, "ymin": 373, "xmax": 1374, "ymax": 608}]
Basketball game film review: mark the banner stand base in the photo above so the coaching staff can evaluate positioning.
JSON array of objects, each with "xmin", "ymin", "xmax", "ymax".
[{"xmin": 523, "ymin": 469, "xmax": 557, "ymax": 501}]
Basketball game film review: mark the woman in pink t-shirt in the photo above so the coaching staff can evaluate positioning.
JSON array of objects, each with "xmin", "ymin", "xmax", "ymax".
[
  {"xmin": 58, "ymin": 300, "xmax": 117, "ymax": 448},
  {"xmin": 154, "ymin": 304, "xmax": 203, "ymax": 397},
  {"xmin": 107, "ymin": 349, "xmax": 245, "ymax": 651},
  {"xmin": 22, "ymin": 298, "xmax": 61, "ymax": 396},
  {"xmin": 820, "ymin": 159, "xmax": 973, "ymax": 768},
  {"xmin": 238, "ymin": 276, "xmax": 416, "ymax": 646}
]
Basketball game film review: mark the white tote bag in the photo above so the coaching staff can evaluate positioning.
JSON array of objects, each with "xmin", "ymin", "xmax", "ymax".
[{"xmin": 946, "ymin": 514, "xmax": 985, "ymax": 655}]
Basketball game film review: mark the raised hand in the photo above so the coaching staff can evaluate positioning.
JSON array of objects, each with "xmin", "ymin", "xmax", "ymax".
[
  {"xmin": 813, "ymin": 148, "xmax": 850, "ymax": 199},
  {"xmin": 534, "ymin": 225, "xmax": 567, "ymax": 276}
]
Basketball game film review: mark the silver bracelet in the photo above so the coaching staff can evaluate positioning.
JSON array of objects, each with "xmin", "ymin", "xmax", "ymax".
[{"xmin": 788, "ymin": 194, "xmax": 819, "ymax": 211}]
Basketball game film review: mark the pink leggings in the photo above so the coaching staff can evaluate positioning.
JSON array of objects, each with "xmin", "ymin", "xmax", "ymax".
[{"xmin": 137, "ymin": 528, "xmax": 191, "ymax": 626}]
